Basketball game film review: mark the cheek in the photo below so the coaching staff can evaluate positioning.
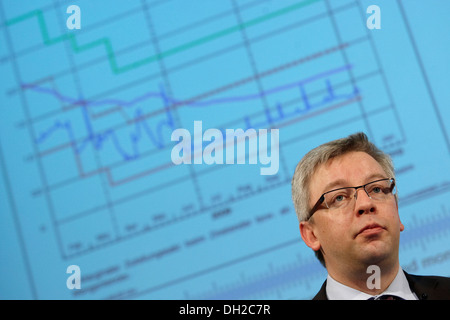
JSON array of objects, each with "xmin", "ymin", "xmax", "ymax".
[
  {"xmin": 316, "ymin": 216, "xmax": 351, "ymax": 245},
  {"xmin": 380, "ymin": 202, "xmax": 402, "ymax": 228},
  {"xmin": 392, "ymin": 214, "xmax": 404, "ymax": 234}
]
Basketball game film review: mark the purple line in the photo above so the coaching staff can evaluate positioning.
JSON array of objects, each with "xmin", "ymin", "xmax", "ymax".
[
  {"xmin": 183, "ymin": 64, "xmax": 353, "ymax": 107},
  {"xmin": 28, "ymin": 64, "xmax": 357, "ymax": 162},
  {"xmin": 21, "ymin": 64, "xmax": 352, "ymax": 110}
]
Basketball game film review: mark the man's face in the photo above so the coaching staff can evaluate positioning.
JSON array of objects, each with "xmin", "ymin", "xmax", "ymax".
[{"xmin": 303, "ymin": 151, "xmax": 404, "ymax": 271}]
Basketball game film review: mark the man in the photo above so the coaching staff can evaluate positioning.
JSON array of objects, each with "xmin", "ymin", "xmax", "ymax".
[{"xmin": 291, "ymin": 132, "xmax": 450, "ymax": 300}]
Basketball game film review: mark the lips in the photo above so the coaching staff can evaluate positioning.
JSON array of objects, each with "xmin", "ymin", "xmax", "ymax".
[{"xmin": 356, "ymin": 223, "xmax": 385, "ymax": 237}]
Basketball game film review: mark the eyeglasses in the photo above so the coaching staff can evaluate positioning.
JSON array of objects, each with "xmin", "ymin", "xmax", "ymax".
[{"xmin": 308, "ymin": 178, "xmax": 396, "ymax": 219}]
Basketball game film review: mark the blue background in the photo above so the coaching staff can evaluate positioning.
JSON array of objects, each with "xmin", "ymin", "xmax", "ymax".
[{"xmin": 0, "ymin": 0, "xmax": 449, "ymax": 299}]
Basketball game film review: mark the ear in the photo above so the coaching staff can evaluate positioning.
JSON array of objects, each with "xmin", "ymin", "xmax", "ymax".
[{"xmin": 299, "ymin": 221, "xmax": 321, "ymax": 252}]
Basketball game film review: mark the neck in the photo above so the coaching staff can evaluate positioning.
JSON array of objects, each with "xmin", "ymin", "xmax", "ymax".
[{"xmin": 327, "ymin": 260, "xmax": 400, "ymax": 295}]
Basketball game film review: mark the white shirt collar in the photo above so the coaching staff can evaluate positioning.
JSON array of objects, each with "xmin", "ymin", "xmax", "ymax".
[{"xmin": 325, "ymin": 267, "xmax": 418, "ymax": 300}]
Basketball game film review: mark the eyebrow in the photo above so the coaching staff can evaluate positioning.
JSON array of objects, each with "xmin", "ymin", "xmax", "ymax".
[
  {"xmin": 321, "ymin": 173, "xmax": 389, "ymax": 194},
  {"xmin": 322, "ymin": 179, "xmax": 348, "ymax": 194}
]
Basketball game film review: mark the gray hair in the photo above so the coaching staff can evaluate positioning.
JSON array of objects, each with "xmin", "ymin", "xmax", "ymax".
[{"xmin": 291, "ymin": 132, "xmax": 396, "ymax": 223}]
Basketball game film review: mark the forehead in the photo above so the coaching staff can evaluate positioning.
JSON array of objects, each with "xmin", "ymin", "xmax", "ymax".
[{"xmin": 309, "ymin": 151, "xmax": 387, "ymax": 197}]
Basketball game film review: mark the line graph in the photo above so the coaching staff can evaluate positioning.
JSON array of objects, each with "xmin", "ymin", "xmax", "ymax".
[
  {"xmin": 5, "ymin": 0, "xmax": 320, "ymax": 74},
  {"xmin": 28, "ymin": 63, "xmax": 354, "ymax": 159},
  {"xmin": 1, "ymin": 0, "xmax": 450, "ymax": 300}
]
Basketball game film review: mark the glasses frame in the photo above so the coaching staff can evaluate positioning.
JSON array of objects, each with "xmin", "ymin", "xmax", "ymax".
[{"xmin": 308, "ymin": 178, "xmax": 396, "ymax": 219}]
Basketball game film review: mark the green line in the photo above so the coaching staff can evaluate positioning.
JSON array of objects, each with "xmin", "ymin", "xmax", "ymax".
[
  {"xmin": 5, "ymin": 9, "xmax": 40, "ymax": 26},
  {"xmin": 6, "ymin": 0, "xmax": 319, "ymax": 74}
]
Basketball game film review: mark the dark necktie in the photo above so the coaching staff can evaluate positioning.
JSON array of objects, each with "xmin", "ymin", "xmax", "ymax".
[{"xmin": 368, "ymin": 294, "xmax": 405, "ymax": 300}]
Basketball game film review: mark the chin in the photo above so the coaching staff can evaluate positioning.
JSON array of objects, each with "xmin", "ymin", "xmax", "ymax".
[{"xmin": 358, "ymin": 242, "xmax": 393, "ymax": 265}]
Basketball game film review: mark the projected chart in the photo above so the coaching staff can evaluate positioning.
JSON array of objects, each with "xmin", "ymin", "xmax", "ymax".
[{"xmin": 0, "ymin": 0, "xmax": 449, "ymax": 299}]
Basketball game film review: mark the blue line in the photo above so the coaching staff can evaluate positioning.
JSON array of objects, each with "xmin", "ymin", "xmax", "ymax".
[
  {"xmin": 28, "ymin": 65, "xmax": 358, "ymax": 162},
  {"xmin": 24, "ymin": 65, "xmax": 352, "ymax": 110}
]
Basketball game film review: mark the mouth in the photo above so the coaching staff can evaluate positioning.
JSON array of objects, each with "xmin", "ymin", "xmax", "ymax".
[{"xmin": 356, "ymin": 223, "xmax": 385, "ymax": 237}]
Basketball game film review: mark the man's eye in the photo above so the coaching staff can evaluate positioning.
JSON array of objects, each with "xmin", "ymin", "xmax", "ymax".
[
  {"xmin": 372, "ymin": 187, "xmax": 382, "ymax": 193},
  {"xmin": 334, "ymin": 194, "xmax": 346, "ymax": 202}
]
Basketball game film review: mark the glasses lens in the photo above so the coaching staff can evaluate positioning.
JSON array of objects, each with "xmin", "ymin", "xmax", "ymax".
[
  {"xmin": 365, "ymin": 179, "xmax": 395, "ymax": 200},
  {"xmin": 324, "ymin": 188, "xmax": 354, "ymax": 209}
]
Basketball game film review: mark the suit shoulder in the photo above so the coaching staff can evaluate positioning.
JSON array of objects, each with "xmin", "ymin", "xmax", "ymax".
[
  {"xmin": 406, "ymin": 272, "xmax": 450, "ymax": 284},
  {"xmin": 405, "ymin": 272, "xmax": 450, "ymax": 299}
]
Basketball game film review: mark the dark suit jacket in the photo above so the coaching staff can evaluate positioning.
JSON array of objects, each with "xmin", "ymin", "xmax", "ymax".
[{"xmin": 313, "ymin": 271, "xmax": 450, "ymax": 300}]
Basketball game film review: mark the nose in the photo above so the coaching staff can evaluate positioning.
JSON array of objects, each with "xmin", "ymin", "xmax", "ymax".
[{"xmin": 354, "ymin": 188, "xmax": 375, "ymax": 215}]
